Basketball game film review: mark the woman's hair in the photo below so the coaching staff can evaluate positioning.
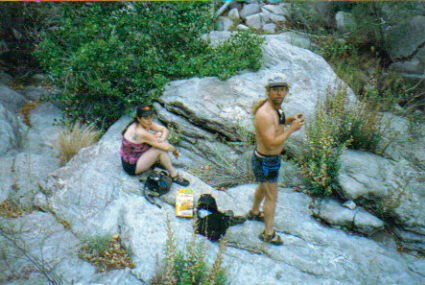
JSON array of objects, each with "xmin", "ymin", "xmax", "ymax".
[{"xmin": 121, "ymin": 105, "xmax": 154, "ymax": 136}]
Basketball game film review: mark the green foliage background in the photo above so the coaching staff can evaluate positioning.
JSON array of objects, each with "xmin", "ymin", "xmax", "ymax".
[{"xmin": 34, "ymin": 2, "xmax": 263, "ymax": 128}]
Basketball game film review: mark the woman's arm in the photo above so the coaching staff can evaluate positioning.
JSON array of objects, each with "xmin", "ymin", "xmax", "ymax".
[
  {"xmin": 151, "ymin": 122, "xmax": 168, "ymax": 142},
  {"xmin": 144, "ymin": 139, "xmax": 177, "ymax": 155}
]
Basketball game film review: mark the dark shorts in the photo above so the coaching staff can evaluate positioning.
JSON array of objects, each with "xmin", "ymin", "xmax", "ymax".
[
  {"xmin": 252, "ymin": 151, "xmax": 281, "ymax": 183},
  {"xmin": 121, "ymin": 158, "xmax": 137, "ymax": 176},
  {"xmin": 121, "ymin": 158, "xmax": 165, "ymax": 176}
]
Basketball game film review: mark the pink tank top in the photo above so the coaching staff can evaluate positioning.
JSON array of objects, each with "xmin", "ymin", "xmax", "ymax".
[{"xmin": 120, "ymin": 137, "xmax": 151, "ymax": 164}]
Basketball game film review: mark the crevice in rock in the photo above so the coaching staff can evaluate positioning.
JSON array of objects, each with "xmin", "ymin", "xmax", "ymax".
[
  {"xmin": 226, "ymin": 241, "xmax": 269, "ymax": 256},
  {"xmin": 0, "ymin": 224, "xmax": 63, "ymax": 285},
  {"xmin": 393, "ymin": 40, "xmax": 425, "ymax": 63},
  {"xmin": 158, "ymin": 101, "xmax": 246, "ymax": 143}
]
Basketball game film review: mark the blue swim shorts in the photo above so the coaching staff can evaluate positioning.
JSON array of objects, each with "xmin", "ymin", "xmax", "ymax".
[{"xmin": 251, "ymin": 150, "xmax": 281, "ymax": 183}]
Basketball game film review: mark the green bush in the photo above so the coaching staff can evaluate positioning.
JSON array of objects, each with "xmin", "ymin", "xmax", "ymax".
[
  {"xmin": 299, "ymin": 135, "xmax": 347, "ymax": 196},
  {"xmin": 299, "ymin": 85, "xmax": 390, "ymax": 196},
  {"xmin": 34, "ymin": 2, "xmax": 263, "ymax": 129}
]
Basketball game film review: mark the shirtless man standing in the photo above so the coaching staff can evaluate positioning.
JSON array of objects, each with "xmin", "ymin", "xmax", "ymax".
[{"xmin": 248, "ymin": 74, "xmax": 304, "ymax": 245}]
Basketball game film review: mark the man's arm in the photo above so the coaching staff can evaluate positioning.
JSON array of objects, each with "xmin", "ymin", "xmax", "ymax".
[{"xmin": 256, "ymin": 112, "xmax": 304, "ymax": 149}]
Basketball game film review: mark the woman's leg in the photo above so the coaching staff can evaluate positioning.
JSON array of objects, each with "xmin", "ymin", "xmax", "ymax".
[{"xmin": 135, "ymin": 148, "xmax": 177, "ymax": 177}]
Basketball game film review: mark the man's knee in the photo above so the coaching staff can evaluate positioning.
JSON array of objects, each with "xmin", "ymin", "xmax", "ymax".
[{"xmin": 263, "ymin": 183, "xmax": 278, "ymax": 201}]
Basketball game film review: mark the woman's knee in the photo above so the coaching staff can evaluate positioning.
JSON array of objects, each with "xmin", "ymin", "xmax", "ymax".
[{"xmin": 158, "ymin": 149, "xmax": 170, "ymax": 158}]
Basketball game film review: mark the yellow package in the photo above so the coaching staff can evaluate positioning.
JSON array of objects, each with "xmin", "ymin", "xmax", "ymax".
[{"xmin": 175, "ymin": 189, "xmax": 194, "ymax": 218}]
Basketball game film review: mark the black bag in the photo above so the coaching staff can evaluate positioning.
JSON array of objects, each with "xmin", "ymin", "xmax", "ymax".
[
  {"xmin": 141, "ymin": 170, "xmax": 172, "ymax": 208},
  {"xmin": 194, "ymin": 194, "xmax": 231, "ymax": 241},
  {"xmin": 144, "ymin": 170, "xmax": 172, "ymax": 195}
]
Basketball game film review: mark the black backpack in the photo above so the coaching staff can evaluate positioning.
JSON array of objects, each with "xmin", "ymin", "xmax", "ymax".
[
  {"xmin": 194, "ymin": 194, "xmax": 231, "ymax": 241},
  {"xmin": 141, "ymin": 170, "xmax": 172, "ymax": 208}
]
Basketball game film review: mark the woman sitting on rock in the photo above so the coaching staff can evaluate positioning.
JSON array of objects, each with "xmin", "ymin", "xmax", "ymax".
[{"xmin": 120, "ymin": 105, "xmax": 189, "ymax": 186}]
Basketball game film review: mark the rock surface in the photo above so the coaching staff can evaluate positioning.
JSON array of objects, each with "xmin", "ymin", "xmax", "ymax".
[
  {"xmin": 23, "ymin": 117, "xmax": 425, "ymax": 284},
  {"xmin": 0, "ymin": 103, "xmax": 26, "ymax": 157},
  {"xmin": 312, "ymin": 198, "xmax": 384, "ymax": 236},
  {"xmin": 1, "ymin": 4, "xmax": 425, "ymax": 282},
  {"xmin": 335, "ymin": 11, "xmax": 356, "ymax": 34},
  {"xmin": 338, "ymin": 150, "xmax": 425, "ymax": 253},
  {"xmin": 385, "ymin": 15, "xmax": 425, "ymax": 61},
  {"xmin": 0, "ymin": 83, "xmax": 28, "ymax": 113}
]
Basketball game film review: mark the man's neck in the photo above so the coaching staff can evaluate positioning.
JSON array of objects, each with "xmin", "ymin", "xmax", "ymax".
[{"xmin": 266, "ymin": 99, "xmax": 282, "ymax": 111}]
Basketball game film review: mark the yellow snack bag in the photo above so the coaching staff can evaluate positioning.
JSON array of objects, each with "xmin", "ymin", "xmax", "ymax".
[{"xmin": 176, "ymin": 189, "xmax": 194, "ymax": 218}]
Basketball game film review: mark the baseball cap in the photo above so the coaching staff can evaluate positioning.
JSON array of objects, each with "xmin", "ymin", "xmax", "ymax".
[
  {"xmin": 137, "ymin": 105, "xmax": 154, "ymax": 118},
  {"xmin": 266, "ymin": 73, "xmax": 290, "ymax": 89}
]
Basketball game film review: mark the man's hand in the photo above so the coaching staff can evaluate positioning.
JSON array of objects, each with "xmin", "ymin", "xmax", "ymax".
[
  {"xmin": 289, "ymin": 116, "xmax": 305, "ymax": 132},
  {"xmin": 286, "ymin": 113, "xmax": 304, "ymax": 124}
]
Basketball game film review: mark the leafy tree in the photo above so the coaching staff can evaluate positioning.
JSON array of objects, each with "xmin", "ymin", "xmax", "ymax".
[{"xmin": 34, "ymin": 2, "xmax": 263, "ymax": 128}]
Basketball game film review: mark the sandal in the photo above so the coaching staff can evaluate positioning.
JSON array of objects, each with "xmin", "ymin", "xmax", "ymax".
[
  {"xmin": 171, "ymin": 174, "xmax": 190, "ymax": 187},
  {"xmin": 258, "ymin": 230, "xmax": 283, "ymax": 246},
  {"xmin": 246, "ymin": 210, "xmax": 265, "ymax": 222}
]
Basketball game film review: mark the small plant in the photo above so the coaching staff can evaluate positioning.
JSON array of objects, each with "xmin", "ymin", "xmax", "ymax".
[
  {"xmin": 0, "ymin": 199, "xmax": 27, "ymax": 218},
  {"xmin": 80, "ymin": 235, "xmax": 112, "ymax": 257},
  {"xmin": 151, "ymin": 216, "xmax": 227, "ymax": 285},
  {"xmin": 168, "ymin": 125, "xmax": 182, "ymax": 145},
  {"xmin": 234, "ymin": 119, "xmax": 255, "ymax": 146},
  {"xmin": 204, "ymin": 239, "xmax": 227, "ymax": 285},
  {"xmin": 54, "ymin": 121, "xmax": 101, "ymax": 165},
  {"xmin": 323, "ymin": 85, "xmax": 388, "ymax": 154},
  {"xmin": 53, "ymin": 214, "xmax": 71, "ymax": 230},
  {"xmin": 78, "ymin": 235, "xmax": 134, "ymax": 272},
  {"xmin": 373, "ymin": 174, "xmax": 412, "ymax": 220},
  {"xmin": 319, "ymin": 35, "xmax": 355, "ymax": 60},
  {"xmin": 186, "ymin": 147, "xmax": 255, "ymax": 188},
  {"xmin": 299, "ymin": 135, "xmax": 348, "ymax": 196}
]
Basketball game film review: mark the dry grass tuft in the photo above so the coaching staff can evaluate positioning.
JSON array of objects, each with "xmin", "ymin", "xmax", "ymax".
[
  {"xmin": 78, "ymin": 235, "xmax": 134, "ymax": 273},
  {"xmin": 55, "ymin": 121, "xmax": 101, "ymax": 165},
  {"xmin": 0, "ymin": 199, "xmax": 27, "ymax": 218},
  {"xmin": 186, "ymin": 148, "xmax": 255, "ymax": 189}
]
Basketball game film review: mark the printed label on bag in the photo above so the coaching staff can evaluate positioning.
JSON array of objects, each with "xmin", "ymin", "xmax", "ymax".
[{"xmin": 176, "ymin": 189, "xmax": 194, "ymax": 218}]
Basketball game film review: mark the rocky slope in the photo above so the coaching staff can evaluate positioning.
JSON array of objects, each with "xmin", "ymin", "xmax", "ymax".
[{"xmin": 1, "ymin": 30, "xmax": 424, "ymax": 284}]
